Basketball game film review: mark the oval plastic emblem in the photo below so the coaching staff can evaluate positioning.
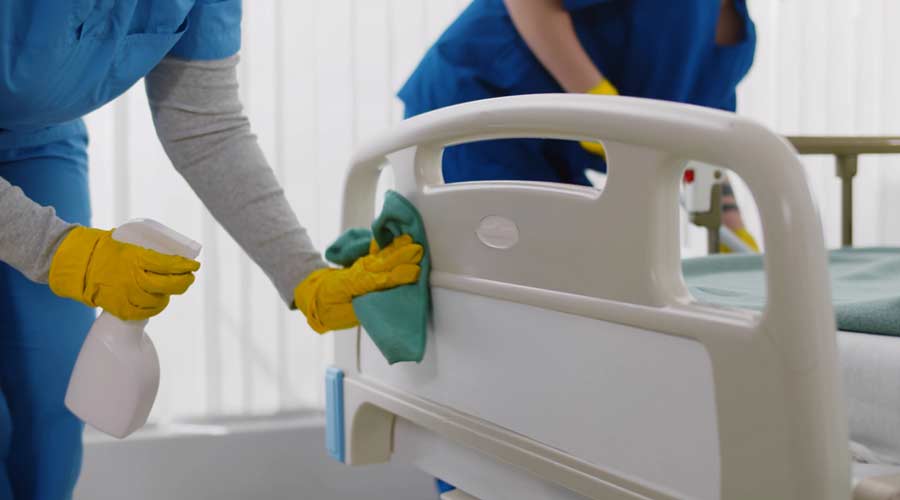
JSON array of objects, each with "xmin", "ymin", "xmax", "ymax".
[{"xmin": 476, "ymin": 216, "xmax": 519, "ymax": 249}]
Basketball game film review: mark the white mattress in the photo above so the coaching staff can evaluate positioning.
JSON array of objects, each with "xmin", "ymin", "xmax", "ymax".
[
  {"xmin": 839, "ymin": 330, "xmax": 900, "ymax": 466},
  {"xmin": 853, "ymin": 463, "xmax": 900, "ymax": 486}
]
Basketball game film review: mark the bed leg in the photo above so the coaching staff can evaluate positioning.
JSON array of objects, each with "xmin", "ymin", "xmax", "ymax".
[
  {"xmin": 836, "ymin": 154, "xmax": 858, "ymax": 247},
  {"xmin": 690, "ymin": 182, "xmax": 723, "ymax": 254}
]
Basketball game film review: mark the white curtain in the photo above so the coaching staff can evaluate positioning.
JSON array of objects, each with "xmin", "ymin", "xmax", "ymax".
[
  {"xmin": 83, "ymin": 0, "xmax": 899, "ymax": 421},
  {"xmin": 729, "ymin": 0, "xmax": 900, "ymax": 250}
]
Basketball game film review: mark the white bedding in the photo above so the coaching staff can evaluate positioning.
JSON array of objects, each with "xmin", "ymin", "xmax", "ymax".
[
  {"xmin": 853, "ymin": 463, "xmax": 900, "ymax": 484},
  {"xmin": 840, "ymin": 331, "xmax": 900, "ymax": 466}
]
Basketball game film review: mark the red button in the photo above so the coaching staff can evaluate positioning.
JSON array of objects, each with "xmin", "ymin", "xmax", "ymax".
[{"xmin": 683, "ymin": 169, "xmax": 695, "ymax": 184}]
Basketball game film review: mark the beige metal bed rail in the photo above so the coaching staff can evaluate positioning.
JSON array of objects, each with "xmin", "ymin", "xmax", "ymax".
[
  {"xmin": 694, "ymin": 136, "xmax": 900, "ymax": 252},
  {"xmin": 786, "ymin": 136, "xmax": 900, "ymax": 247}
]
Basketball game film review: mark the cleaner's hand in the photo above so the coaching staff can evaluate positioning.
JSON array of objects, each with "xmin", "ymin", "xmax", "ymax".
[
  {"xmin": 49, "ymin": 227, "xmax": 200, "ymax": 320},
  {"xmin": 720, "ymin": 227, "xmax": 760, "ymax": 254},
  {"xmin": 294, "ymin": 234, "xmax": 423, "ymax": 333},
  {"xmin": 580, "ymin": 78, "xmax": 619, "ymax": 158},
  {"xmin": 719, "ymin": 182, "xmax": 760, "ymax": 253}
]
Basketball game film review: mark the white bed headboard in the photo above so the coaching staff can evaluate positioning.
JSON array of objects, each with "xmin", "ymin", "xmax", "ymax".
[{"xmin": 336, "ymin": 95, "xmax": 850, "ymax": 500}]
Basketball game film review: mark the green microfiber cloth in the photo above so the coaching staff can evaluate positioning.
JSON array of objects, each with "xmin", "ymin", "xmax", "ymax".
[
  {"xmin": 683, "ymin": 247, "xmax": 900, "ymax": 337},
  {"xmin": 325, "ymin": 191, "xmax": 431, "ymax": 363}
]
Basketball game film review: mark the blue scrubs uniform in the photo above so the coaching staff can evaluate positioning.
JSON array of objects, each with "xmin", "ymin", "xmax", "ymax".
[
  {"xmin": 0, "ymin": 2, "xmax": 241, "ymax": 498},
  {"xmin": 399, "ymin": 0, "xmax": 756, "ymax": 186}
]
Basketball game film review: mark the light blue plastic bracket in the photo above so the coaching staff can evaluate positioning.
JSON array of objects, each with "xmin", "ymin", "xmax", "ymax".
[{"xmin": 325, "ymin": 367, "xmax": 345, "ymax": 463}]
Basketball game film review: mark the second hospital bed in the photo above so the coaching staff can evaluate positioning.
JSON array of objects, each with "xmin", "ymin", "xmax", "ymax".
[{"xmin": 325, "ymin": 94, "xmax": 900, "ymax": 499}]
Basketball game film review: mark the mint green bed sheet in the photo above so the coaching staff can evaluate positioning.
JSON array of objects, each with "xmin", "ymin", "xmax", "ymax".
[{"xmin": 683, "ymin": 247, "xmax": 900, "ymax": 336}]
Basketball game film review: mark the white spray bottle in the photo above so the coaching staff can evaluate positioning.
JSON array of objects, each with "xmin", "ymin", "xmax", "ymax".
[{"xmin": 65, "ymin": 219, "xmax": 201, "ymax": 438}]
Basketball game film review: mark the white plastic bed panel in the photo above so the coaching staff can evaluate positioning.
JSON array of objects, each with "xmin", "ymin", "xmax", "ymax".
[
  {"xmin": 338, "ymin": 95, "xmax": 850, "ymax": 499},
  {"xmin": 360, "ymin": 287, "xmax": 720, "ymax": 500},
  {"xmin": 393, "ymin": 417, "xmax": 590, "ymax": 500}
]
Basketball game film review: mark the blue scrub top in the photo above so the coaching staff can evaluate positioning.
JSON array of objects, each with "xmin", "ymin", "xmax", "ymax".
[
  {"xmin": 398, "ymin": 0, "xmax": 756, "ymax": 183},
  {"xmin": 0, "ymin": 0, "xmax": 242, "ymax": 148},
  {"xmin": 398, "ymin": 0, "xmax": 756, "ymax": 185}
]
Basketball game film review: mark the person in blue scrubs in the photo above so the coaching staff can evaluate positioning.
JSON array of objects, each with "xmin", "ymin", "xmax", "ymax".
[
  {"xmin": 399, "ymin": 1, "xmax": 757, "ymax": 494},
  {"xmin": 1, "ymin": 2, "xmax": 426, "ymax": 499},
  {"xmin": 0, "ymin": 3, "xmax": 242, "ymax": 498},
  {"xmin": 400, "ymin": 0, "xmax": 760, "ymax": 251}
]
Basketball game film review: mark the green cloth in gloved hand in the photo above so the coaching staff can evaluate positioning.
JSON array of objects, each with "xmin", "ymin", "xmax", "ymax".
[
  {"xmin": 326, "ymin": 191, "xmax": 431, "ymax": 363},
  {"xmin": 325, "ymin": 228, "xmax": 376, "ymax": 267}
]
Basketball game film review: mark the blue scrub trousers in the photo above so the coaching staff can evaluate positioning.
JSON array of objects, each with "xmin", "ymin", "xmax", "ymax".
[
  {"xmin": 440, "ymin": 138, "xmax": 603, "ymax": 186},
  {"xmin": 0, "ymin": 131, "xmax": 94, "ymax": 500}
]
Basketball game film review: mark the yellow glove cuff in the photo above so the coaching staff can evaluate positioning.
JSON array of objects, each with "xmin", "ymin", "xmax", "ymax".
[
  {"xmin": 294, "ymin": 268, "xmax": 336, "ymax": 335},
  {"xmin": 587, "ymin": 78, "xmax": 619, "ymax": 96},
  {"xmin": 719, "ymin": 227, "xmax": 760, "ymax": 254},
  {"xmin": 49, "ymin": 226, "xmax": 107, "ymax": 304},
  {"xmin": 735, "ymin": 227, "xmax": 760, "ymax": 252}
]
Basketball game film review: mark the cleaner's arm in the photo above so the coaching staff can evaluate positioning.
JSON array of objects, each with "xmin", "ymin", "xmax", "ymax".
[
  {"xmin": 503, "ymin": 0, "xmax": 607, "ymax": 93},
  {"xmin": 146, "ymin": 56, "xmax": 422, "ymax": 331},
  {"xmin": 504, "ymin": 0, "xmax": 617, "ymax": 157},
  {"xmin": 146, "ymin": 56, "xmax": 326, "ymax": 307},
  {"xmin": 0, "ymin": 177, "xmax": 74, "ymax": 282},
  {"xmin": 0, "ymin": 179, "xmax": 200, "ymax": 320}
]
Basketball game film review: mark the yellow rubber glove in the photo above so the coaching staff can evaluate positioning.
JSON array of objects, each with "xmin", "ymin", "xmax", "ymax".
[
  {"xmin": 580, "ymin": 79, "xmax": 620, "ymax": 157},
  {"xmin": 49, "ymin": 227, "xmax": 200, "ymax": 320},
  {"xmin": 294, "ymin": 234, "xmax": 423, "ymax": 334},
  {"xmin": 719, "ymin": 227, "xmax": 760, "ymax": 254}
]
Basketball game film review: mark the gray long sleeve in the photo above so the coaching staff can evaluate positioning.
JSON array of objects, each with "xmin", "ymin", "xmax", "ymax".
[
  {"xmin": 0, "ymin": 177, "xmax": 75, "ymax": 283},
  {"xmin": 146, "ymin": 55, "xmax": 326, "ymax": 307}
]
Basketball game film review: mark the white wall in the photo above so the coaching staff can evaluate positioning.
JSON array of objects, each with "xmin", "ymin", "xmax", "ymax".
[{"xmin": 83, "ymin": 0, "xmax": 900, "ymax": 422}]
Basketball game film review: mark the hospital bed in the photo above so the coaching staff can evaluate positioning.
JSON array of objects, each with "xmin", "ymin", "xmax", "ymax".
[{"xmin": 325, "ymin": 94, "xmax": 900, "ymax": 499}]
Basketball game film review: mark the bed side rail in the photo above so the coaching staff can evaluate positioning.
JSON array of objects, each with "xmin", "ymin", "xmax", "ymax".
[{"xmin": 337, "ymin": 95, "xmax": 851, "ymax": 500}]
